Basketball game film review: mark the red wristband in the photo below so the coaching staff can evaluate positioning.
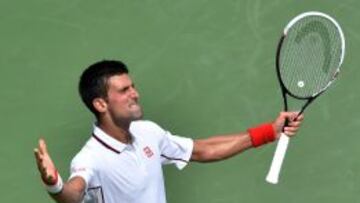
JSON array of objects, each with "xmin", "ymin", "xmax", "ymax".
[{"xmin": 248, "ymin": 123, "xmax": 276, "ymax": 147}]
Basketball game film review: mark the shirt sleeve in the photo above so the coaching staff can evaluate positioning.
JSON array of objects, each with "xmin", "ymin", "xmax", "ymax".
[
  {"xmin": 69, "ymin": 151, "xmax": 95, "ymax": 191},
  {"xmin": 159, "ymin": 130, "xmax": 194, "ymax": 170}
]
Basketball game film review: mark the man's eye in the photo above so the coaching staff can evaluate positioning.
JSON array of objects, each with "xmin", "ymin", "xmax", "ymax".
[{"xmin": 119, "ymin": 87, "xmax": 129, "ymax": 93}]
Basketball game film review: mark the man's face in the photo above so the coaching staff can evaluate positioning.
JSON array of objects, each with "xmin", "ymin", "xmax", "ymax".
[{"xmin": 105, "ymin": 74, "xmax": 143, "ymax": 125}]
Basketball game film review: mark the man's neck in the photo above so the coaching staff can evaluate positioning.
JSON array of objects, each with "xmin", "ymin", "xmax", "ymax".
[{"xmin": 98, "ymin": 120, "xmax": 132, "ymax": 144}]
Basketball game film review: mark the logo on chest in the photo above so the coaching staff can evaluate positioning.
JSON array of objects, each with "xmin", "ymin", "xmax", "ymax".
[{"xmin": 143, "ymin": 146, "xmax": 154, "ymax": 158}]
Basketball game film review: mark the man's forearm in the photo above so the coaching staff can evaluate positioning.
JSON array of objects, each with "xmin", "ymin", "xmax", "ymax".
[
  {"xmin": 191, "ymin": 132, "xmax": 253, "ymax": 162},
  {"xmin": 191, "ymin": 123, "xmax": 277, "ymax": 162}
]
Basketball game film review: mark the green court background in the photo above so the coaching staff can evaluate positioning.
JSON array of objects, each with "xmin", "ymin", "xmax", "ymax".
[{"xmin": 1, "ymin": 0, "xmax": 359, "ymax": 202}]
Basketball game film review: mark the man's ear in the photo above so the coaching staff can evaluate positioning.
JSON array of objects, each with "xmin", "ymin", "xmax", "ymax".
[{"xmin": 93, "ymin": 98, "xmax": 108, "ymax": 114}]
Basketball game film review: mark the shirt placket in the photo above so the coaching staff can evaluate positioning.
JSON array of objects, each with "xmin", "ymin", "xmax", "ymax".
[{"xmin": 128, "ymin": 143, "xmax": 147, "ymax": 175}]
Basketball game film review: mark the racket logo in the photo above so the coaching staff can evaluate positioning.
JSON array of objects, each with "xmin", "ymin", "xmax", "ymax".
[{"xmin": 295, "ymin": 20, "xmax": 332, "ymax": 74}]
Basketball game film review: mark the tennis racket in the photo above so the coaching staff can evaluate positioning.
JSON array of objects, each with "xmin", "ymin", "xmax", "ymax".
[{"xmin": 265, "ymin": 11, "xmax": 345, "ymax": 184}]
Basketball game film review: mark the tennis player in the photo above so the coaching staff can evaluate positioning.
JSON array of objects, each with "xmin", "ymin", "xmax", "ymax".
[{"xmin": 34, "ymin": 60, "xmax": 303, "ymax": 203}]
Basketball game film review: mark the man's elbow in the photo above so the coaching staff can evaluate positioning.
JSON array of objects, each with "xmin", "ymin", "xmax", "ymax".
[{"xmin": 191, "ymin": 141, "xmax": 222, "ymax": 163}]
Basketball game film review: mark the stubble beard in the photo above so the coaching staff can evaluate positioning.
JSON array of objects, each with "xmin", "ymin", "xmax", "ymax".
[{"xmin": 110, "ymin": 105, "xmax": 143, "ymax": 128}]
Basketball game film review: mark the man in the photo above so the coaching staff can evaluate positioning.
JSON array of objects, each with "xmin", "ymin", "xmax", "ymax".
[{"xmin": 34, "ymin": 60, "xmax": 303, "ymax": 203}]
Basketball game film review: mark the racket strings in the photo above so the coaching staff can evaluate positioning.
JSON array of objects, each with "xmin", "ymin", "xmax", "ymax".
[{"xmin": 279, "ymin": 16, "xmax": 343, "ymax": 98}]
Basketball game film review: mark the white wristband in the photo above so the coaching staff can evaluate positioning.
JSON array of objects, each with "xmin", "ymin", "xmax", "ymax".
[{"xmin": 44, "ymin": 172, "xmax": 64, "ymax": 194}]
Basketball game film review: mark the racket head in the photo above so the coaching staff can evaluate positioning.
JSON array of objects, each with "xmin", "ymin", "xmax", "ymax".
[{"xmin": 276, "ymin": 11, "xmax": 345, "ymax": 100}]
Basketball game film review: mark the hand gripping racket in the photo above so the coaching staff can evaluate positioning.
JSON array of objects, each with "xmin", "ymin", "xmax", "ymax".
[{"xmin": 266, "ymin": 11, "xmax": 345, "ymax": 184}]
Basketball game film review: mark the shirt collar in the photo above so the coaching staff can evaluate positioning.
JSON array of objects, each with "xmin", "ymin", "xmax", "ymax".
[{"xmin": 92, "ymin": 124, "xmax": 129, "ymax": 154}]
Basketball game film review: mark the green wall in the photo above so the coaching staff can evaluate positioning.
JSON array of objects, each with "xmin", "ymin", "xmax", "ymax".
[{"xmin": 1, "ymin": 0, "xmax": 359, "ymax": 202}]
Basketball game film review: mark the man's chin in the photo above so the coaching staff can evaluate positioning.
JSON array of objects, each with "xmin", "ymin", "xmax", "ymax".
[
  {"xmin": 113, "ymin": 113, "xmax": 143, "ymax": 127},
  {"xmin": 131, "ymin": 110, "xmax": 143, "ymax": 121},
  {"xmin": 131, "ymin": 115, "xmax": 143, "ymax": 121}
]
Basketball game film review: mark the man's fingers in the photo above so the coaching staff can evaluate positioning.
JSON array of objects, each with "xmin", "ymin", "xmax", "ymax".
[
  {"xmin": 284, "ymin": 126, "xmax": 299, "ymax": 137},
  {"xmin": 34, "ymin": 148, "xmax": 47, "ymax": 172},
  {"xmin": 38, "ymin": 139, "xmax": 44, "ymax": 154},
  {"xmin": 281, "ymin": 112, "xmax": 304, "ymax": 122},
  {"xmin": 284, "ymin": 131, "xmax": 295, "ymax": 136},
  {"xmin": 276, "ymin": 111, "xmax": 304, "ymax": 137},
  {"xmin": 35, "ymin": 147, "xmax": 52, "ymax": 173},
  {"xmin": 295, "ymin": 114, "xmax": 304, "ymax": 121},
  {"xmin": 34, "ymin": 148, "xmax": 40, "ymax": 160},
  {"xmin": 280, "ymin": 112, "xmax": 296, "ymax": 122},
  {"xmin": 34, "ymin": 148, "xmax": 44, "ymax": 166},
  {"xmin": 39, "ymin": 138, "xmax": 48, "ymax": 154},
  {"xmin": 284, "ymin": 126, "xmax": 298, "ymax": 132},
  {"xmin": 35, "ymin": 150, "xmax": 55, "ymax": 183},
  {"xmin": 288, "ymin": 121, "xmax": 301, "ymax": 127},
  {"xmin": 34, "ymin": 139, "xmax": 58, "ymax": 185}
]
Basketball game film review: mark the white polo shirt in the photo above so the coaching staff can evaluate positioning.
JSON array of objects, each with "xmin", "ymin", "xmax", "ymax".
[{"xmin": 69, "ymin": 120, "xmax": 194, "ymax": 203}]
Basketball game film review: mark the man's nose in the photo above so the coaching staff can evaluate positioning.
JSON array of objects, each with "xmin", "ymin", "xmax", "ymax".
[{"xmin": 130, "ymin": 87, "xmax": 140, "ymax": 99}]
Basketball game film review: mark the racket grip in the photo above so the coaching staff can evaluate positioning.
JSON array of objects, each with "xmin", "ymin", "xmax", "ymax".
[{"xmin": 266, "ymin": 133, "xmax": 290, "ymax": 184}]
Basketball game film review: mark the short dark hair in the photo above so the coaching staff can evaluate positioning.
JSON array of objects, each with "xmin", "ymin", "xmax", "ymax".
[{"xmin": 79, "ymin": 60, "xmax": 129, "ymax": 117}]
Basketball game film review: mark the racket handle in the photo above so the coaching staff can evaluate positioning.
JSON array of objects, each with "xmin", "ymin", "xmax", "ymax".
[{"xmin": 266, "ymin": 133, "xmax": 290, "ymax": 184}]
